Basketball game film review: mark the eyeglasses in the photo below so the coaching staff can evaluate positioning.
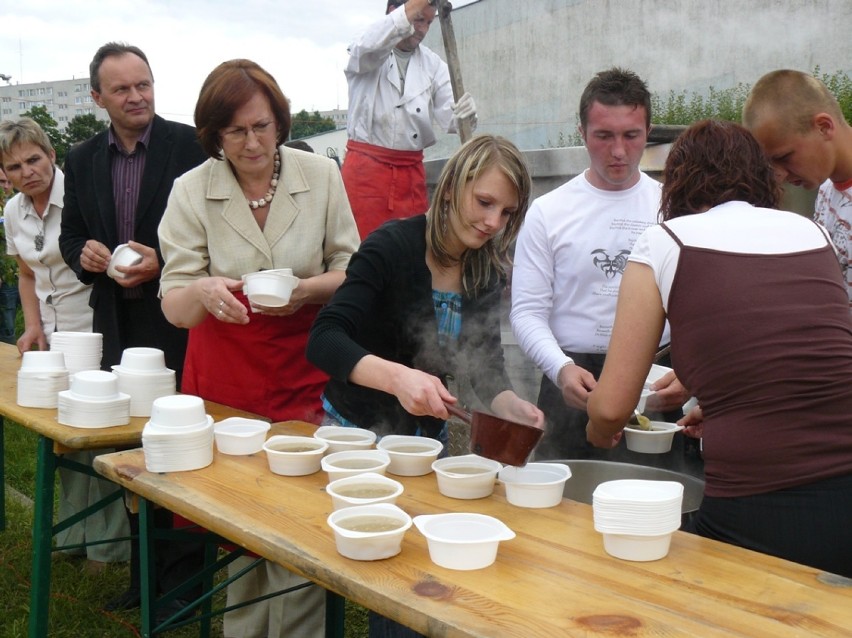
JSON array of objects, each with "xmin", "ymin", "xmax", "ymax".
[{"xmin": 220, "ymin": 120, "xmax": 276, "ymax": 144}]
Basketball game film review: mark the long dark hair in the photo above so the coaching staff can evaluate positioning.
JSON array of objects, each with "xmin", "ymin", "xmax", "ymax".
[{"xmin": 660, "ymin": 119, "xmax": 781, "ymax": 220}]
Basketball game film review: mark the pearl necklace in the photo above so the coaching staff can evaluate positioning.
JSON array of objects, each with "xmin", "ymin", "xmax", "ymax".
[{"xmin": 247, "ymin": 151, "xmax": 281, "ymax": 210}]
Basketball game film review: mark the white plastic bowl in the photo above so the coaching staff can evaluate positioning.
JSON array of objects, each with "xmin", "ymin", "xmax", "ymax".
[
  {"xmin": 118, "ymin": 347, "xmax": 166, "ymax": 373},
  {"xmin": 20, "ymin": 350, "xmax": 66, "ymax": 370},
  {"xmin": 498, "ymin": 462, "xmax": 572, "ymax": 508},
  {"xmin": 327, "ymin": 503, "xmax": 412, "ymax": 561},
  {"xmin": 263, "ymin": 435, "xmax": 328, "ymax": 476},
  {"xmin": 107, "ymin": 243, "xmax": 143, "ymax": 279},
  {"xmin": 213, "ymin": 418, "xmax": 271, "ymax": 455},
  {"xmin": 314, "ymin": 425, "xmax": 377, "ymax": 454},
  {"xmin": 326, "ymin": 472, "xmax": 403, "ymax": 510},
  {"xmin": 322, "ymin": 449, "xmax": 390, "ymax": 483},
  {"xmin": 150, "ymin": 394, "xmax": 208, "ymax": 428},
  {"xmin": 69, "ymin": 370, "xmax": 120, "ymax": 399},
  {"xmin": 645, "ymin": 364, "xmax": 673, "ymax": 389},
  {"xmin": 377, "ymin": 435, "xmax": 443, "ymax": 476},
  {"xmin": 242, "ymin": 271, "xmax": 299, "ymax": 307},
  {"xmin": 636, "ymin": 388, "xmax": 656, "ymax": 413},
  {"xmin": 602, "ymin": 532, "xmax": 673, "ymax": 562},
  {"xmin": 623, "ymin": 421, "xmax": 684, "ymax": 454},
  {"xmin": 432, "ymin": 454, "xmax": 502, "ymax": 500},
  {"xmin": 413, "ymin": 513, "xmax": 515, "ymax": 570}
]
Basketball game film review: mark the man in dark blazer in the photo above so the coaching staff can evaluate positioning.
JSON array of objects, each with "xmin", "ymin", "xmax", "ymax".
[
  {"xmin": 59, "ymin": 42, "xmax": 207, "ymax": 622},
  {"xmin": 60, "ymin": 42, "xmax": 205, "ymax": 382}
]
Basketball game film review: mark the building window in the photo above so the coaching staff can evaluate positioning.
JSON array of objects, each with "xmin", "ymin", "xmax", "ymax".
[{"xmin": 75, "ymin": 96, "xmax": 82, "ymax": 104}]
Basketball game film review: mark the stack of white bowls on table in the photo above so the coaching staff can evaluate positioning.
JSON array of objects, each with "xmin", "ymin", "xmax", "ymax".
[
  {"xmin": 49, "ymin": 331, "xmax": 103, "ymax": 373},
  {"xmin": 57, "ymin": 370, "xmax": 131, "ymax": 427},
  {"xmin": 142, "ymin": 395, "xmax": 214, "ymax": 473},
  {"xmin": 592, "ymin": 479, "xmax": 684, "ymax": 562},
  {"xmin": 111, "ymin": 347, "xmax": 176, "ymax": 417},
  {"xmin": 17, "ymin": 350, "xmax": 70, "ymax": 408}
]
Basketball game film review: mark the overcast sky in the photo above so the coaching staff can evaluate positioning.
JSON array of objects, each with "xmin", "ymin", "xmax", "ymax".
[{"xmin": 0, "ymin": 0, "xmax": 474, "ymax": 125}]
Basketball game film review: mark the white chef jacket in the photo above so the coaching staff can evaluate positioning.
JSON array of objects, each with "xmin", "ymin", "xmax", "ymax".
[{"xmin": 345, "ymin": 5, "xmax": 457, "ymax": 151}]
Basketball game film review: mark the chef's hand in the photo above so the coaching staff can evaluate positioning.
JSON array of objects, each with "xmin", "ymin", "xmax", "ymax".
[
  {"xmin": 646, "ymin": 370, "xmax": 691, "ymax": 412},
  {"xmin": 490, "ymin": 390, "xmax": 545, "ymax": 429},
  {"xmin": 678, "ymin": 404, "xmax": 704, "ymax": 439},
  {"xmin": 80, "ymin": 239, "xmax": 111, "ymax": 274},
  {"xmin": 114, "ymin": 241, "xmax": 160, "ymax": 288},
  {"xmin": 452, "ymin": 92, "xmax": 477, "ymax": 120},
  {"xmin": 586, "ymin": 420, "xmax": 622, "ymax": 449},
  {"xmin": 391, "ymin": 367, "xmax": 456, "ymax": 418},
  {"xmin": 558, "ymin": 363, "xmax": 596, "ymax": 410}
]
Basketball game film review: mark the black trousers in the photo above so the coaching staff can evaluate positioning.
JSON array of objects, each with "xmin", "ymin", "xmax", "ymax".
[{"xmin": 683, "ymin": 473, "xmax": 852, "ymax": 578}]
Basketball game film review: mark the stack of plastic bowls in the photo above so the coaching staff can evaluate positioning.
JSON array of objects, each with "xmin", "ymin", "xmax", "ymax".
[
  {"xmin": 57, "ymin": 370, "xmax": 131, "ymax": 427},
  {"xmin": 111, "ymin": 347, "xmax": 176, "ymax": 417},
  {"xmin": 17, "ymin": 350, "xmax": 69, "ymax": 408},
  {"xmin": 49, "ymin": 331, "xmax": 103, "ymax": 373},
  {"xmin": 592, "ymin": 479, "xmax": 684, "ymax": 562},
  {"xmin": 141, "ymin": 395, "xmax": 214, "ymax": 472}
]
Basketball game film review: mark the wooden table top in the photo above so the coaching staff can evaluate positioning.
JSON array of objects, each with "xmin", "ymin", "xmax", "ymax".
[
  {"xmin": 94, "ymin": 420, "xmax": 852, "ymax": 638},
  {"xmin": 0, "ymin": 342, "xmax": 260, "ymax": 450}
]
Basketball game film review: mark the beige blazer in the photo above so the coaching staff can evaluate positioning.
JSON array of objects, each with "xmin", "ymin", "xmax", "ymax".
[{"xmin": 159, "ymin": 145, "xmax": 359, "ymax": 295}]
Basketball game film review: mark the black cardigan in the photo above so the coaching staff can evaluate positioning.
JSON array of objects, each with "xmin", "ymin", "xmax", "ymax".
[{"xmin": 307, "ymin": 215, "xmax": 512, "ymax": 438}]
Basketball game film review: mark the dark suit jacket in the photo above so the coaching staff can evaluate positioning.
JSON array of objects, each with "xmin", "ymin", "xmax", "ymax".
[{"xmin": 59, "ymin": 115, "xmax": 207, "ymax": 381}]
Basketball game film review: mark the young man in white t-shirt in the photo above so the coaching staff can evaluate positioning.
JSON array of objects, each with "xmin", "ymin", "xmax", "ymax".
[
  {"xmin": 743, "ymin": 69, "xmax": 852, "ymax": 312},
  {"xmin": 511, "ymin": 68, "xmax": 688, "ymax": 462}
]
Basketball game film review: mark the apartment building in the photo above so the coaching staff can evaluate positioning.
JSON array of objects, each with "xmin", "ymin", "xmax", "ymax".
[{"xmin": 0, "ymin": 77, "xmax": 110, "ymax": 130}]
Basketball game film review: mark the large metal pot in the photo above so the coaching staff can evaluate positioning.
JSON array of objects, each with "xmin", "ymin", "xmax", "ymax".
[{"xmin": 545, "ymin": 459, "xmax": 705, "ymax": 526}]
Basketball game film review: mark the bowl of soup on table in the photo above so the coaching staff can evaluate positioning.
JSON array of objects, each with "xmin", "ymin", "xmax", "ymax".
[
  {"xmin": 321, "ymin": 449, "xmax": 391, "ymax": 482},
  {"xmin": 376, "ymin": 435, "xmax": 443, "ymax": 476},
  {"xmin": 263, "ymin": 435, "xmax": 328, "ymax": 476},
  {"xmin": 432, "ymin": 454, "xmax": 502, "ymax": 499},
  {"xmin": 326, "ymin": 473, "xmax": 404, "ymax": 510},
  {"xmin": 314, "ymin": 425, "xmax": 377, "ymax": 454},
  {"xmin": 327, "ymin": 503, "xmax": 412, "ymax": 560}
]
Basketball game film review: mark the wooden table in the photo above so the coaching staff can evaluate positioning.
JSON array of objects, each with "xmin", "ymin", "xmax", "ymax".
[
  {"xmin": 0, "ymin": 342, "xmax": 263, "ymax": 637},
  {"xmin": 95, "ymin": 420, "xmax": 852, "ymax": 638}
]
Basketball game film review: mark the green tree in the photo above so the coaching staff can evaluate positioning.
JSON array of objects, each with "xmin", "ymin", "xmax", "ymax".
[
  {"xmin": 22, "ymin": 105, "xmax": 67, "ymax": 165},
  {"xmin": 289, "ymin": 109, "xmax": 336, "ymax": 140},
  {"xmin": 63, "ymin": 114, "xmax": 108, "ymax": 151}
]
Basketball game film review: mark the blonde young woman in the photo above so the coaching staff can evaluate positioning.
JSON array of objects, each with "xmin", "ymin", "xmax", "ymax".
[{"xmin": 308, "ymin": 134, "xmax": 543, "ymax": 443}]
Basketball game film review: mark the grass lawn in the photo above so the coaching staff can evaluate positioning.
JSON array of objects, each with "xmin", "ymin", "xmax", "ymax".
[{"xmin": 0, "ymin": 420, "xmax": 369, "ymax": 637}]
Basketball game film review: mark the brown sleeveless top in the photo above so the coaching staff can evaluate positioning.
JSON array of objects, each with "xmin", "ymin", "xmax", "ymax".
[{"xmin": 661, "ymin": 223, "xmax": 852, "ymax": 497}]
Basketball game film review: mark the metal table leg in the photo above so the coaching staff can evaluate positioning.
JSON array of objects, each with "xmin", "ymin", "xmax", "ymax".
[
  {"xmin": 28, "ymin": 435, "xmax": 58, "ymax": 638},
  {"xmin": 0, "ymin": 416, "xmax": 6, "ymax": 531}
]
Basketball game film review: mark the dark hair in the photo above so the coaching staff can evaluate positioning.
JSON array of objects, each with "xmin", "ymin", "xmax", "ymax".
[
  {"xmin": 660, "ymin": 119, "xmax": 781, "ymax": 220},
  {"xmin": 90, "ymin": 42, "xmax": 152, "ymax": 93},
  {"xmin": 194, "ymin": 59, "xmax": 291, "ymax": 159},
  {"xmin": 578, "ymin": 67, "xmax": 651, "ymax": 130},
  {"xmin": 284, "ymin": 140, "xmax": 314, "ymax": 153}
]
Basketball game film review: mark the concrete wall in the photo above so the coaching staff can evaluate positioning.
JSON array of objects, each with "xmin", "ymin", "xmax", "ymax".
[{"xmin": 423, "ymin": 0, "xmax": 852, "ymax": 160}]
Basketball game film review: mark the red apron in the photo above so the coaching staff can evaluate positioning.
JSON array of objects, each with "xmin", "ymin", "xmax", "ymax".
[
  {"xmin": 175, "ymin": 292, "xmax": 326, "ymax": 536},
  {"xmin": 341, "ymin": 140, "xmax": 428, "ymax": 239},
  {"xmin": 182, "ymin": 291, "xmax": 326, "ymax": 424}
]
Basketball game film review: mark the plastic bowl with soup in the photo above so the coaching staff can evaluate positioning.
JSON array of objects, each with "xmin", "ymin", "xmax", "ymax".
[
  {"xmin": 326, "ymin": 472, "xmax": 404, "ymax": 510},
  {"xmin": 321, "ymin": 449, "xmax": 391, "ymax": 482},
  {"xmin": 376, "ymin": 435, "xmax": 443, "ymax": 476},
  {"xmin": 263, "ymin": 435, "xmax": 328, "ymax": 476},
  {"xmin": 623, "ymin": 421, "xmax": 683, "ymax": 454},
  {"xmin": 432, "ymin": 454, "xmax": 503, "ymax": 499},
  {"xmin": 313, "ymin": 425, "xmax": 377, "ymax": 454},
  {"xmin": 327, "ymin": 503, "xmax": 412, "ymax": 560}
]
